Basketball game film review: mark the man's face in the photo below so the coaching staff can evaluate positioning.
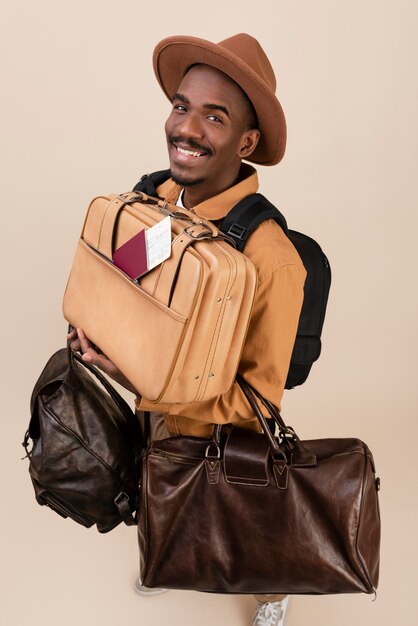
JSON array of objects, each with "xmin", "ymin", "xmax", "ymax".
[{"xmin": 165, "ymin": 64, "xmax": 258, "ymax": 197}]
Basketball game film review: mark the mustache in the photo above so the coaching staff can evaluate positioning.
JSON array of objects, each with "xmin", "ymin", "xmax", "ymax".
[{"xmin": 169, "ymin": 136, "xmax": 212, "ymax": 156}]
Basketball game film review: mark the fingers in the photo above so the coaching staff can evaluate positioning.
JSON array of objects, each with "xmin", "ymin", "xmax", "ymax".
[
  {"xmin": 67, "ymin": 327, "xmax": 80, "ymax": 352},
  {"xmin": 66, "ymin": 327, "xmax": 137, "ymax": 393},
  {"xmin": 82, "ymin": 351, "xmax": 110, "ymax": 371},
  {"xmin": 76, "ymin": 328, "xmax": 91, "ymax": 354},
  {"xmin": 67, "ymin": 327, "xmax": 118, "ymax": 379},
  {"xmin": 76, "ymin": 329, "xmax": 109, "ymax": 372},
  {"xmin": 66, "ymin": 327, "xmax": 92, "ymax": 355}
]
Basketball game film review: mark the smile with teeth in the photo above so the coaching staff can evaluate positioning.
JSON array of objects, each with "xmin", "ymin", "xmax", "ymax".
[{"xmin": 175, "ymin": 145, "xmax": 206, "ymax": 158}]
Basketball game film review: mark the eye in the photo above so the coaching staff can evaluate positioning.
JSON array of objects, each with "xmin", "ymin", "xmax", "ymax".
[
  {"xmin": 208, "ymin": 114, "xmax": 222, "ymax": 123},
  {"xmin": 174, "ymin": 104, "xmax": 187, "ymax": 112}
]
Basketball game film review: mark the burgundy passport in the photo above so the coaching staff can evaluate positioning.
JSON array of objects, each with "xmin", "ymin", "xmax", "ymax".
[{"xmin": 112, "ymin": 229, "xmax": 148, "ymax": 280}]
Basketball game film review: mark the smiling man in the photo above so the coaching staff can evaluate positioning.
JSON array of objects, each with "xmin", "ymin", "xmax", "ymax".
[
  {"xmin": 69, "ymin": 34, "xmax": 306, "ymax": 626},
  {"xmin": 166, "ymin": 64, "xmax": 260, "ymax": 204}
]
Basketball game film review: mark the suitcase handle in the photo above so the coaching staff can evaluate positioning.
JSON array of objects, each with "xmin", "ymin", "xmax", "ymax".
[
  {"xmin": 90, "ymin": 194, "xmax": 220, "ymax": 308},
  {"xmin": 120, "ymin": 191, "xmax": 219, "ymax": 237},
  {"xmin": 95, "ymin": 193, "xmax": 218, "ymax": 256}
]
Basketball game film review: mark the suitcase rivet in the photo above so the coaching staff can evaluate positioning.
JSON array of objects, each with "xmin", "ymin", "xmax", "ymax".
[
  {"xmin": 226, "ymin": 296, "xmax": 231, "ymax": 300},
  {"xmin": 194, "ymin": 375, "xmax": 200, "ymax": 379},
  {"xmin": 217, "ymin": 297, "xmax": 222, "ymax": 302},
  {"xmin": 209, "ymin": 373, "xmax": 214, "ymax": 377}
]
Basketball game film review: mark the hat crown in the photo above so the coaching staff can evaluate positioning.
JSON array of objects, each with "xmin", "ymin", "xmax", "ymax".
[{"xmin": 216, "ymin": 33, "xmax": 276, "ymax": 93}]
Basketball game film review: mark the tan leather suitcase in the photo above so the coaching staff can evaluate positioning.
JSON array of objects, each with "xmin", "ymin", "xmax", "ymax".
[{"xmin": 63, "ymin": 192, "xmax": 257, "ymax": 404}]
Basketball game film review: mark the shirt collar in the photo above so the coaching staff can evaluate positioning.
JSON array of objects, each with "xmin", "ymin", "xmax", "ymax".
[
  {"xmin": 176, "ymin": 190, "xmax": 186, "ymax": 209},
  {"xmin": 156, "ymin": 163, "xmax": 259, "ymax": 220}
]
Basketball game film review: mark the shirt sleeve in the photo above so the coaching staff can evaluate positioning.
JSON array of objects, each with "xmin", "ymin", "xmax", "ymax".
[{"xmin": 136, "ymin": 261, "xmax": 306, "ymax": 431}]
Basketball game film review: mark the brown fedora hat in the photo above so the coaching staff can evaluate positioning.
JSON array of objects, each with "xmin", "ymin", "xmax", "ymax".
[{"xmin": 153, "ymin": 33, "xmax": 287, "ymax": 166}]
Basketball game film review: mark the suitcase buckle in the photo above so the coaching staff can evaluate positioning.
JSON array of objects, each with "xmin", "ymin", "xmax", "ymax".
[{"xmin": 184, "ymin": 225, "xmax": 214, "ymax": 240}]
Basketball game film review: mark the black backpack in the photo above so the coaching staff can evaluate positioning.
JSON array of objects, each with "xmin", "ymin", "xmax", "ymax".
[{"xmin": 134, "ymin": 171, "xmax": 331, "ymax": 389}]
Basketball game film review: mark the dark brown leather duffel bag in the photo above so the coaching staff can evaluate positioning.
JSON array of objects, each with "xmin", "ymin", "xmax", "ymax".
[{"xmin": 138, "ymin": 376, "xmax": 380, "ymax": 594}]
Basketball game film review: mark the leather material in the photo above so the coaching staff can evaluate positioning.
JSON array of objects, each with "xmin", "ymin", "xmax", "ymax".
[
  {"xmin": 138, "ymin": 379, "xmax": 381, "ymax": 594},
  {"xmin": 224, "ymin": 427, "xmax": 270, "ymax": 486},
  {"xmin": 63, "ymin": 192, "xmax": 257, "ymax": 404},
  {"xmin": 135, "ymin": 173, "xmax": 331, "ymax": 391},
  {"xmin": 24, "ymin": 347, "xmax": 142, "ymax": 533}
]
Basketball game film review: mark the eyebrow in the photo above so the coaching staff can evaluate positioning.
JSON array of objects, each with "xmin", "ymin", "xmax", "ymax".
[{"xmin": 172, "ymin": 92, "xmax": 230, "ymax": 118}]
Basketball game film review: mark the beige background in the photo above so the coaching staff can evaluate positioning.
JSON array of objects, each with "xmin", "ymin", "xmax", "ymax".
[{"xmin": 1, "ymin": 1, "xmax": 417, "ymax": 624}]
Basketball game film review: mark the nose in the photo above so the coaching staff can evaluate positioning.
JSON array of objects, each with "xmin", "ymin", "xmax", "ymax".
[{"xmin": 175, "ymin": 112, "xmax": 204, "ymax": 141}]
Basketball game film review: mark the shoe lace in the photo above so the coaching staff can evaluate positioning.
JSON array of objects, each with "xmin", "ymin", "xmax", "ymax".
[{"xmin": 254, "ymin": 601, "xmax": 283, "ymax": 626}]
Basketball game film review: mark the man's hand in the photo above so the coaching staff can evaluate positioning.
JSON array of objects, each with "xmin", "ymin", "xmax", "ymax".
[{"xmin": 67, "ymin": 327, "xmax": 138, "ymax": 395}]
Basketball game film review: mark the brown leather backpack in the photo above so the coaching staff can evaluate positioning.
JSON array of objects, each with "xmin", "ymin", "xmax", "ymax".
[{"xmin": 24, "ymin": 347, "xmax": 142, "ymax": 533}]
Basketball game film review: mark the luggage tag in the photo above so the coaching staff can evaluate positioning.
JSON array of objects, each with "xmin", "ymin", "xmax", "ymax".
[{"xmin": 112, "ymin": 216, "xmax": 172, "ymax": 280}]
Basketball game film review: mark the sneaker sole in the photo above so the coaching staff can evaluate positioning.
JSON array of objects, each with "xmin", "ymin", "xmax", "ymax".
[{"xmin": 134, "ymin": 578, "xmax": 169, "ymax": 596}]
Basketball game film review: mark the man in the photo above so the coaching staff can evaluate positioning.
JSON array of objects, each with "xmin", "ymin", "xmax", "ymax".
[{"xmin": 69, "ymin": 34, "xmax": 306, "ymax": 626}]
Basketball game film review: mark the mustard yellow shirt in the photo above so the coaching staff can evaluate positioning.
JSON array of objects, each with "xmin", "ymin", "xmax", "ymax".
[{"xmin": 136, "ymin": 164, "xmax": 306, "ymax": 436}]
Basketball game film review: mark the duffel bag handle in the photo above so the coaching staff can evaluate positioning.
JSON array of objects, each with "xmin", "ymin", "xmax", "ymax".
[
  {"xmin": 236, "ymin": 377, "xmax": 283, "ymax": 455},
  {"xmin": 209, "ymin": 380, "xmax": 281, "ymax": 456},
  {"xmin": 235, "ymin": 375, "xmax": 317, "ymax": 467},
  {"xmin": 210, "ymin": 379, "xmax": 284, "ymax": 454}
]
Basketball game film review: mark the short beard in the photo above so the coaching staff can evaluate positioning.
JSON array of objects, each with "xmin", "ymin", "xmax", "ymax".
[{"xmin": 171, "ymin": 172, "xmax": 205, "ymax": 187}]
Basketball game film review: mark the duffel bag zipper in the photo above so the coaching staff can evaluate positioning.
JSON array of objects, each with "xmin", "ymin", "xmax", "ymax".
[{"xmin": 150, "ymin": 449, "xmax": 202, "ymax": 465}]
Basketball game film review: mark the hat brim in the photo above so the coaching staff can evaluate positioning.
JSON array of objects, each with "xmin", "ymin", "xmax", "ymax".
[{"xmin": 153, "ymin": 36, "xmax": 286, "ymax": 166}]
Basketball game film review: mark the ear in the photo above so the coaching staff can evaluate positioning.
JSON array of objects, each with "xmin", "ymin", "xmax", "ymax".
[{"xmin": 238, "ymin": 129, "xmax": 261, "ymax": 159}]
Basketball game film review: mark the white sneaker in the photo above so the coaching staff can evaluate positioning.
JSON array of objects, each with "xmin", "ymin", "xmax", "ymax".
[
  {"xmin": 252, "ymin": 596, "xmax": 289, "ymax": 626},
  {"xmin": 134, "ymin": 577, "xmax": 169, "ymax": 596}
]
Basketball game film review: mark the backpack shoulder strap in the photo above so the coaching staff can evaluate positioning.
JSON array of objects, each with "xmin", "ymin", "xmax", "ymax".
[
  {"xmin": 219, "ymin": 193, "xmax": 288, "ymax": 252},
  {"xmin": 133, "ymin": 169, "xmax": 171, "ymax": 196}
]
